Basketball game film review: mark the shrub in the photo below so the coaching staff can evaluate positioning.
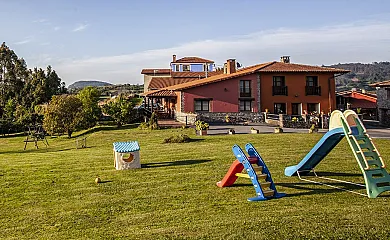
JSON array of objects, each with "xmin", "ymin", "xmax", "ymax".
[
  {"xmin": 163, "ymin": 134, "xmax": 191, "ymax": 143},
  {"xmin": 195, "ymin": 120, "xmax": 209, "ymax": 131}
]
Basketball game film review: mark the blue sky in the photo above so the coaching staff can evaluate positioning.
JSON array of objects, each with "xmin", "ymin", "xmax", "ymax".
[{"xmin": 1, "ymin": 0, "xmax": 390, "ymax": 85}]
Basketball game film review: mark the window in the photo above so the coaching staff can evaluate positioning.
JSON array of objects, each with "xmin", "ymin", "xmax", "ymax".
[
  {"xmin": 272, "ymin": 76, "xmax": 288, "ymax": 96},
  {"xmin": 240, "ymin": 100, "xmax": 252, "ymax": 112},
  {"xmin": 306, "ymin": 76, "xmax": 318, "ymax": 86},
  {"xmin": 274, "ymin": 103, "xmax": 286, "ymax": 114},
  {"xmin": 307, "ymin": 103, "xmax": 319, "ymax": 114},
  {"xmin": 240, "ymin": 80, "xmax": 251, "ymax": 97},
  {"xmin": 203, "ymin": 64, "xmax": 209, "ymax": 72},
  {"xmin": 195, "ymin": 99, "xmax": 210, "ymax": 112},
  {"xmin": 273, "ymin": 76, "xmax": 285, "ymax": 86},
  {"xmin": 306, "ymin": 76, "xmax": 321, "ymax": 95},
  {"xmin": 175, "ymin": 64, "xmax": 180, "ymax": 72},
  {"xmin": 183, "ymin": 65, "xmax": 190, "ymax": 72}
]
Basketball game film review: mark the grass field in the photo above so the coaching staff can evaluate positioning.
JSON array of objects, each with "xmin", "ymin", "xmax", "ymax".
[{"xmin": 1, "ymin": 126, "xmax": 390, "ymax": 239}]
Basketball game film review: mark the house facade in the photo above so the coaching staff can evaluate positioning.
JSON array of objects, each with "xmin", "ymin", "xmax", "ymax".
[
  {"xmin": 370, "ymin": 80, "xmax": 390, "ymax": 126},
  {"xmin": 143, "ymin": 57, "xmax": 349, "ymax": 123}
]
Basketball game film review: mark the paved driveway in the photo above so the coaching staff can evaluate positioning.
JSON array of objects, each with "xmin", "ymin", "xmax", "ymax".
[{"xmin": 207, "ymin": 121, "xmax": 390, "ymax": 139}]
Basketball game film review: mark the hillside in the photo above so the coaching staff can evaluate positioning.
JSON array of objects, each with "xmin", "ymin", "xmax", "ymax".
[
  {"xmin": 329, "ymin": 62, "xmax": 390, "ymax": 91},
  {"xmin": 68, "ymin": 80, "xmax": 113, "ymax": 89}
]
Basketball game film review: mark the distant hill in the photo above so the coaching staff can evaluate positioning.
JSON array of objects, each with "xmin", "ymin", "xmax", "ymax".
[
  {"xmin": 68, "ymin": 80, "xmax": 113, "ymax": 89},
  {"xmin": 328, "ymin": 62, "xmax": 390, "ymax": 91}
]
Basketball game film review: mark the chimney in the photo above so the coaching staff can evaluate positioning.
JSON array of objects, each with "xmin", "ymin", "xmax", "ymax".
[
  {"xmin": 226, "ymin": 59, "xmax": 236, "ymax": 74},
  {"xmin": 172, "ymin": 54, "xmax": 176, "ymax": 62},
  {"xmin": 280, "ymin": 56, "xmax": 290, "ymax": 63}
]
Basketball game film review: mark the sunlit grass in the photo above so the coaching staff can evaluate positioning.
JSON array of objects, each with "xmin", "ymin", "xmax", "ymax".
[{"xmin": 1, "ymin": 126, "xmax": 390, "ymax": 239}]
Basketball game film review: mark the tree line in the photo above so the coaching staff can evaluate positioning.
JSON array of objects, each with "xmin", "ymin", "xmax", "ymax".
[
  {"xmin": 0, "ymin": 43, "xmax": 142, "ymax": 137},
  {"xmin": 329, "ymin": 62, "xmax": 390, "ymax": 91}
]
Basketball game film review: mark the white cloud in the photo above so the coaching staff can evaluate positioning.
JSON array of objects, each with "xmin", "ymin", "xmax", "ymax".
[
  {"xmin": 72, "ymin": 23, "xmax": 89, "ymax": 32},
  {"xmin": 14, "ymin": 36, "xmax": 34, "ymax": 45},
  {"xmin": 33, "ymin": 19, "xmax": 48, "ymax": 23},
  {"xmin": 54, "ymin": 26, "xmax": 61, "ymax": 31},
  {"xmin": 47, "ymin": 20, "xmax": 390, "ymax": 86}
]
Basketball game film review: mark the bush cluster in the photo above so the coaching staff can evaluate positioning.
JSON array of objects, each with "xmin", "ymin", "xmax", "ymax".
[{"xmin": 163, "ymin": 134, "xmax": 191, "ymax": 143}]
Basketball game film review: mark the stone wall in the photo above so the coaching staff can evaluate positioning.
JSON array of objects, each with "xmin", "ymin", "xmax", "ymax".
[
  {"xmin": 377, "ymin": 88, "xmax": 390, "ymax": 127},
  {"xmin": 197, "ymin": 112, "xmax": 264, "ymax": 123},
  {"xmin": 175, "ymin": 112, "xmax": 197, "ymax": 125}
]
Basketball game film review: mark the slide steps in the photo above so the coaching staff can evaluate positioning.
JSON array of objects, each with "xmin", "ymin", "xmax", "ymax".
[{"xmin": 217, "ymin": 143, "xmax": 285, "ymax": 202}]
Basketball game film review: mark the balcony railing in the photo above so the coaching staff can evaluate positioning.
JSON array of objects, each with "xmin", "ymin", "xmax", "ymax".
[
  {"xmin": 306, "ymin": 86, "xmax": 321, "ymax": 96},
  {"xmin": 240, "ymin": 92, "xmax": 251, "ymax": 97},
  {"xmin": 272, "ymin": 86, "xmax": 288, "ymax": 96}
]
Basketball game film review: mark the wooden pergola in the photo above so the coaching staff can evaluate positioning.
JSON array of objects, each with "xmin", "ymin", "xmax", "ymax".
[{"xmin": 142, "ymin": 90, "xmax": 177, "ymax": 119}]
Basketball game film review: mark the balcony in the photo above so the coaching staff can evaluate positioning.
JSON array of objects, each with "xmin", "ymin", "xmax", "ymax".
[
  {"xmin": 306, "ymin": 86, "xmax": 321, "ymax": 96},
  {"xmin": 272, "ymin": 86, "xmax": 288, "ymax": 96},
  {"xmin": 240, "ymin": 92, "xmax": 251, "ymax": 98}
]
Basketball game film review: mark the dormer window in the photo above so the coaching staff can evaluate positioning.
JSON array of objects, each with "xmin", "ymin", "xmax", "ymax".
[
  {"xmin": 183, "ymin": 65, "xmax": 190, "ymax": 72},
  {"xmin": 203, "ymin": 64, "xmax": 209, "ymax": 72},
  {"xmin": 175, "ymin": 64, "xmax": 180, "ymax": 72}
]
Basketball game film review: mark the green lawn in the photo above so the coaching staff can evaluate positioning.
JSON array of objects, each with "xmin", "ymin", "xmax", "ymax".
[{"xmin": 1, "ymin": 126, "xmax": 390, "ymax": 239}]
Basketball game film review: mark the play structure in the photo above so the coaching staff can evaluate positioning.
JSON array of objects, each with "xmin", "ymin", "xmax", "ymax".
[
  {"xmin": 113, "ymin": 141, "xmax": 141, "ymax": 170},
  {"xmin": 285, "ymin": 110, "xmax": 390, "ymax": 198},
  {"xmin": 217, "ymin": 143, "xmax": 285, "ymax": 201},
  {"xmin": 23, "ymin": 124, "xmax": 48, "ymax": 150}
]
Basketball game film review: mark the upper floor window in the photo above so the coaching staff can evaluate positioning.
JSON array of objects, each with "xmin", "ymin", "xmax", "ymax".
[
  {"xmin": 183, "ymin": 65, "xmax": 190, "ymax": 72},
  {"xmin": 273, "ymin": 76, "xmax": 285, "ymax": 86},
  {"xmin": 240, "ymin": 80, "xmax": 251, "ymax": 97},
  {"xmin": 195, "ymin": 99, "xmax": 210, "ymax": 112},
  {"xmin": 175, "ymin": 64, "xmax": 180, "ymax": 72},
  {"xmin": 306, "ymin": 76, "xmax": 321, "ymax": 96},
  {"xmin": 306, "ymin": 76, "xmax": 318, "ymax": 86},
  {"xmin": 203, "ymin": 64, "xmax": 209, "ymax": 72},
  {"xmin": 272, "ymin": 76, "xmax": 288, "ymax": 96}
]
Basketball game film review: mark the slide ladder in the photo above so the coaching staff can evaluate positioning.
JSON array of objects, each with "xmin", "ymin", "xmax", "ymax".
[
  {"xmin": 230, "ymin": 144, "xmax": 285, "ymax": 201},
  {"xmin": 341, "ymin": 111, "xmax": 390, "ymax": 198}
]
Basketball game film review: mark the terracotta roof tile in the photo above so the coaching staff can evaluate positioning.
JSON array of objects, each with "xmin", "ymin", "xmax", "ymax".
[
  {"xmin": 143, "ymin": 89, "xmax": 177, "ymax": 97},
  {"xmin": 141, "ymin": 68, "xmax": 171, "ymax": 74},
  {"xmin": 163, "ymin": 61, "xmax": 349, "ymax": 91},
  {"xmin": 148, "ymin": 77, "xmax": 199, "ymax": 90},
  {"xmin": 336, "ymin": 90, "xmax": 377, "ymax": 101},
  {"xmin": 172, "ymin": 57, "xmax": 214, "ymax": 63},
  {"xmin": 165, "ymin": 62, "xmax": 274, "ymax": 91},
  {"xmin": 370, "ymin": 80, "xmax": 390, "ymax": 87},
  {"xmin": 259, "ymin": 62, "xmax": 350, "ymax": 73}
]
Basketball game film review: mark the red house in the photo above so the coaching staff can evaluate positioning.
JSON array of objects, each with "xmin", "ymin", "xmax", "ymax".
[{"xmin": 143, "ymin": 56, "xmax": 349, "ymax": 123}]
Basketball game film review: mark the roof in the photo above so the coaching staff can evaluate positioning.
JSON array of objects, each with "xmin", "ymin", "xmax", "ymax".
[
  {"xmin": 348, "ymin": 98, "xmax": 377, "ymax": 109},
  {"xmin": 165, "ymin": 61, "xmax": 349, "ymax": 91},
  {"xmin": 258, "ymin": 62, "xmax": 350, "ymax": 73},
  {"xmin": 113, "ymin": 141, "xmax": 140, "ymax": 153},
  {"xmin": 144, "ymin": 89, "xmax": 177, "ymax": 97},
  {"xmin": 336, "ymin": 90, "xmax": 377, "ymax": 102},
  {"xmin": 148, "ymin": 77, "xmax": 198, "ymax": 90},
  {"xmin": 164, "ymin": 62, "xmax": 273, "ymax": 91},
  {"xmin": 141, "ymin": 68, "xmax": 171, "ymax": 74},
  {"xmin": 370, "ymin": 80, "xmax": 390, "ymax": 87},
  {"xmin": 337, "ymin": 90, "xmax": 377, "ymax": 100},
  {"xmin": 172, "ymin": 57, "xmax": 214, "ymax": 64}
]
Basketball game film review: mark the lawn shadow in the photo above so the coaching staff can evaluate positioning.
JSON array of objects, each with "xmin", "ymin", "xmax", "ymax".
[
  {"xmin": 278, "ymin": 181, "xmax": 366, "ymax": 198},
  {"xmin": 2, "ymin": 147, "xmax": 79, "ymax": 154},
  {"xmin": 142, "ymin": 159, "xmax": 211, "ymax": 168},
  {"xmin": 314, "ymin": 171, "xmax": 362, "ymax": 177},
  {"xmin": 73, "ymin": 124, "xmax": 139, "ymax": 138},
  {"xmin": 99, "ymin": 180, "xmax": 113, "ymax": 184}
]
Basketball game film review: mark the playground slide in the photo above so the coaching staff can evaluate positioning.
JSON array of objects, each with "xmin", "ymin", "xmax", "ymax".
[
  {"xmin": 216, "ymin": 160, "xmax": 244, "ymax": 187},
  {"xmin": 284, "ymin": 127, "xmax": 345, "ymax": 176}
]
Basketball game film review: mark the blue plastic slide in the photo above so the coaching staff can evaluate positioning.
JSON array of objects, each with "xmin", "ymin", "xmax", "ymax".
[{"xmin": 284, "ymin": 128, "xmax": 345, "ymax": 176}]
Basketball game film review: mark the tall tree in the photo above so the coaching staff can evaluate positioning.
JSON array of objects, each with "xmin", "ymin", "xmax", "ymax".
[
  {"xmin": 77, "ymin": 86, "xmax": 102, "ymax": 129},
  {"xmin": 43, "ymin": 95, "xmax": 83, "ymax": 138},
  {"xmin": 0, "ymin": 42, "xmax": 28, "ymax": 113}
]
